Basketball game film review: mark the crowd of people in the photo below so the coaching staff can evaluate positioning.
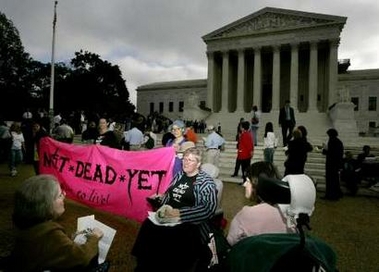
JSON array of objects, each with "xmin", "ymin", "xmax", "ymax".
[{"xmin": 0, "ymin": 104, "xmax": 377, "ymax": 271}]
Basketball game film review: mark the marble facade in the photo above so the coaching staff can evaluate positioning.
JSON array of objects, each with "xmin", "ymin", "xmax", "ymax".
[{"xmin": 137, "ymin": 7, "xmax": 379, "ymax": 140}]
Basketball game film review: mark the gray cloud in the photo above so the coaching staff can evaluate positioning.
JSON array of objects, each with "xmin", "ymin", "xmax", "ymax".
[{"xmin": 1, "ymin": 0, "xmax": 378, "ymax": 104}]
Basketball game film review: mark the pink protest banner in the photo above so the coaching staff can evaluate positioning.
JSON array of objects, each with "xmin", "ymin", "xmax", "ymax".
[{"xmin": 39, "ymin": 137, "xmax": 175, "ymax": 222}]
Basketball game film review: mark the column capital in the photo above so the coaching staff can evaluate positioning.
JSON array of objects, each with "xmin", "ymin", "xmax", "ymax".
[
  {"xmin": 309, "ymin": 41, "xmax": 318, "ymax": 50},
  {"xmin": 272, "ymin": 44, "xmax": 281, "ymax": 52},
  {"xmin": 221, "ymin": 50, "xmax": 229, "ymax": 56},
  {"xmin": 290, "ymin": 42, "xmax": 299, "ymax": 50},
  {"xmin": 329, "ymin": 38, "xmax": 340, "ymax": 47},
  {"xmin": 252, "ymin": 46, "xmax": 261, "ymax": 52},
  {"xmin": 206, "ymin": 51, "xmax": 214, "ymax": 59}
]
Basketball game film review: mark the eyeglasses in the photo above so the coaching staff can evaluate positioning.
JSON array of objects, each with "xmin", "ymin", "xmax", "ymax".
[
  {"xmin": 171, "ymin": 127, "xmax": 181, "ymax": 132},
  {"xmin": 183, "ymin": 157, "xmax": 198, "ymax": 163},
  {"xmin": 57, "ymin": 190, "xmax": 66, "ymax": 199}
]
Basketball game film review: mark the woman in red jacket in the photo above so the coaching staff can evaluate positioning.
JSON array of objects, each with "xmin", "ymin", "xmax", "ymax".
[{"xmin": 231, "ymin": 121, "xmax": 254, "ymax": 181}]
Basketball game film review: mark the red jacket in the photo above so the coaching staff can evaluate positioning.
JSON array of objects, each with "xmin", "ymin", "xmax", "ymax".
[{"xmin": 237, "ymin": 131, "xmax": 254, "ymax": 159}]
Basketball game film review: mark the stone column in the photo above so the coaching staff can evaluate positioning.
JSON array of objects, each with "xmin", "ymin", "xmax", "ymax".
[
  {"xmin": 206, "ymin": 51, "xmax": 215, "ymax": 111},
  {"xmin": 272, "ymin": 45, "xmax": 280, "ymax": 111},
  {"xmin": 328, "ymin": 39, "xmax": 339, "ymax": 107},
  {"xmin": 221, "ymin": 51, "xmax": 230, "ymax": 112},
  {"xmin": 253, "ymin": 47, "xmax": 261, "ymax": 109},
  {"xmin": 290, "ymin": 43, "xmax": 299, "ymax": 111},
  {"xmin": 236, "ymin": 49, "xmax": 245, "ymax": 112},
  {"xmin": 308, "ymin": 42, "xmax": 318, "ymax": 111}
]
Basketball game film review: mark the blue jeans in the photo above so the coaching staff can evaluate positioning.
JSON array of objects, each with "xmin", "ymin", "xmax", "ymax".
[
  {"xmin": 264, "ymin": 148, "xmax": 275, "ymax": 163},
  {"xmin": 9, "ymin": 149, "xmax": 23, "ymax": 170},
  {"xmin": 250, "ymin": 127, "xmax": 258, "ymax": 146}
]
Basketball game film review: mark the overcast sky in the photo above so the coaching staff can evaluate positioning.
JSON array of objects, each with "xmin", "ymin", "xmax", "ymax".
[{"xmin": 2, "ymin": 0, "xmax": 379, "ymax": 105}]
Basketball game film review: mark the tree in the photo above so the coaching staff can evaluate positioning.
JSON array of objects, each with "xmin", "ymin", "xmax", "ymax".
[
  {"xmin": 0, "ymin": 11, "xmax": 32, "ymax": 118},
  {"xmin": 61, "ymin": 50, "xmax": 135, "ymax": 117}
]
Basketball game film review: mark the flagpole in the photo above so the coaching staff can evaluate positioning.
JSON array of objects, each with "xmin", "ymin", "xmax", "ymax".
[{"xmin": 49, "ymin": 0, "xmax": 58, "ymax": 132}]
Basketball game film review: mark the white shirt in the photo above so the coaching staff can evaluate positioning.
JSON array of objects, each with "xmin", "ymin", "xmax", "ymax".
[
  {"xmin": 204, "ymin": 131, "xmax": 225, "ymax": 149},
  {"xmin": 125, "ymin": 127, "xmax": 144, "ymax": 145},
  {"xmin": 11, "ymin": 132, "xmax": 24, "ymax": 150},
  {"xmin": 264, "ymin": 132, "xmax": 278, "ymax": 148}
]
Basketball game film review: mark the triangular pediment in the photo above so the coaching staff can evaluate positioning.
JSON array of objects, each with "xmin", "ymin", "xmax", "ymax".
[{"xmin": 203, "ymin": 7, "xmax": 347, "ymax": 41}]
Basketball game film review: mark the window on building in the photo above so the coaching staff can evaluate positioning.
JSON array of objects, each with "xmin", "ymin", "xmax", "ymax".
[
  {"xmin": 169, "ymin": 102, "xmax": 174, "ymax": 112},
  {"xmin": 368, "ymin": 97, "xmax": 377, "ymax": 111},
  {"xmin": 369, "ymin": 121, "xmax": 376, "ymax": 128},
  {"xmin": 179, "ymin": 101, "xmax": 184, "ymax": 112},
  {"xmin": 351, "ymin": 97, "xmax": 359, "ymax": 111},
  {"xmin": 150, "ymin": 103, "xmax": 154, "ymax": 114},
  {"xmin": 159, "ymin": 102, "xmax": 164, "ymax": 113}
]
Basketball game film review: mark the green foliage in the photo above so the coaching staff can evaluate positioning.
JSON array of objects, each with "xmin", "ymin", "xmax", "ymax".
[
  {"xmin": 0, "ymin": 11, "xmax": 32, "ymax": 118},
  {"xmin": 57, "ymin": 50, "xmax": 135, "ymax": 116}
]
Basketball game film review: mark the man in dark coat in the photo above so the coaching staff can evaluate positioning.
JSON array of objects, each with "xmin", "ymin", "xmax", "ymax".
[{"xmin": 278, "ymin": 100, "xmax": 296, "ymax": 146}]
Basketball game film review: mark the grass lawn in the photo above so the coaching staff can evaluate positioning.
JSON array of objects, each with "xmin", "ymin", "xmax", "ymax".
[{"xmin": 1, "ymin": 163, "xmax": 379, "ymax": 271}]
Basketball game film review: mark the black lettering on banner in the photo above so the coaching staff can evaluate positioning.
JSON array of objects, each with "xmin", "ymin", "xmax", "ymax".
[
  {"xmin": 42, "ymin": 148, "xmax": 70, "ymax": 172},
  {"xmin": 126, "ymin": 169, "xmax": 139, "ymax": 204},
  {"xmin": 93, "ymin": 164, "xmax": 103, "ymax": 182},
  {"xmin": 138, "ymin": 170, "xmax": 151, "ymax": 190},
  {"xmin": 75, "ymin": 161, "xmax": 94, "ymax": 180},
  {"xmin": 105, "ymin": 165, "xmax": 116, "ymax": 185}
]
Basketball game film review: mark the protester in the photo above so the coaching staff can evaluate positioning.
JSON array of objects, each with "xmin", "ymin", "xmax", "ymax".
[
  {"xmin": 53, "ymin": 119, "xmax": 74, "ymax": 144},
  {"xmin": 161, "ymin": 130, "xmax": 175, "ymax": 147},
  {"xmin": 340, "ymin": 151, "xmax": 359, "ymax": 196},
  {"xmin": 81, "ymin": 121, "xmax": 98, "ymax": 144},
  {"xmin": 250, "ymin": 105, "xmax": 261, "ymax": 146},
  {"xmin": 284, "ymin": 128, "xmax": 312, "ymax": 176},
  {"xmin": 8, "ymin": 175, "xmax": 106, "ymax": 272},
  {"xmin": 279, "ymin": 100, "xmax": 296, "ymax": 146},
  {"xmin": 95, "ymin": 118, "xmax": 121, "ymax": 149},
  {"xmin": 204, "ymin": 124, "xmax": 225, "ymax": 167},
  {"xmin": 263, "ymin": 122, "xmax": 277, "ymax": 163},
  {"xmin": 228, "ymin": 161, "xmax": 317, "ymax": 244},
  {"xmin": 184, "ymin": 125, "xmax": 198, "ymax": 144},
  {"xmin": 8, "ymin": 122, "xmax": 25, "ymax": 177},
  {"xmin": 355, "ymin": 145, "xmax": 377, "ymax": 185},
  {"xmin": 142, "ymin": 128, "xmax": 157, "ymax": 149},
  {"xmin": 32, "ymin": 121, "xmax": 49, "ymax": 175},
  {"xmin": 227, "ymin": 161, "xmax": 296, "ymax": 246},
  {"xmin": 322, "ymin": 128, "xmax": 344, "ymax": 200},
  {"xmin": 132, "ymin": 147, "xmax": 217, "ymax": 272},
  {"xmin": 124, "ymin": 122, "xmax": 144, "ymax": 151},
  {"xmin": 22, "ymin": 108, "xmax": 33, "ymax": 120},
  {"xmin": 0, "ymin": 119, "xmax": 11, "ymax": 163},
  {"xmin": 166, "ymin": 120, "xmax": 188, "ymax": 176},
  {"xmin": 231, "ymin": 121, "xmax": 254, "ymax": 181}
]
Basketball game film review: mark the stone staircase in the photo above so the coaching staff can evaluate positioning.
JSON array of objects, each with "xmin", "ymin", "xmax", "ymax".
[
  {"xmin": 73, "ymin": 133, "xmax": 379, "ymax": 197},
  {"xmin": 214, "ymin": 138, "xmax": 379, "ymax": 197}
]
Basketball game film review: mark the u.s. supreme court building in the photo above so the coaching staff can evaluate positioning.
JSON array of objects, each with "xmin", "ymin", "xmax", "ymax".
[{"xmin": 137, "ymin": 7, "xmax": 379, "ymax": 142}]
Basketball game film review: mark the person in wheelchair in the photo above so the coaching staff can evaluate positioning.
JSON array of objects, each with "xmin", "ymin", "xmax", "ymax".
[
  {"xmin": 227, "ymin": 161, "xmax": 297, "ymax": 246},
  {"xmin": 226, "ymin": 161, "xmax": 337, "ymax": 272}
]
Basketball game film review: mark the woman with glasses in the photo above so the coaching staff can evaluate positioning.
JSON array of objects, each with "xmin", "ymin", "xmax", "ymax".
[
  {"xmin": 165, "ymin": 119, "xmax": 188, "ymax": 176},
  {"xmin": 8, "ymin": 175, "xmax": 106, "ymax": 272},
  {"xmin": 132, "ymin": 147, "xmax": 218, "ymax": 272}
]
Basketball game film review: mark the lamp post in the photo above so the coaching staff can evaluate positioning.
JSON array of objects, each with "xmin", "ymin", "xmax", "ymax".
[{"xmin": 49, "ymin": 1, "xmax": 58, "ymax": 132}]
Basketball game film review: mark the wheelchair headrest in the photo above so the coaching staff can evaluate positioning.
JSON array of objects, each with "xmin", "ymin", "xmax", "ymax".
[
  {"xmin": 278, "ymin": 175, "xmax": 316, "ymax": 228},
  {"xmin": 257, "ymin": 174, "xmax": 290, "ymax": 204},
  {"xmin": 258, "ymin": 174, "xmax": 316, "ymax": 228}
]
